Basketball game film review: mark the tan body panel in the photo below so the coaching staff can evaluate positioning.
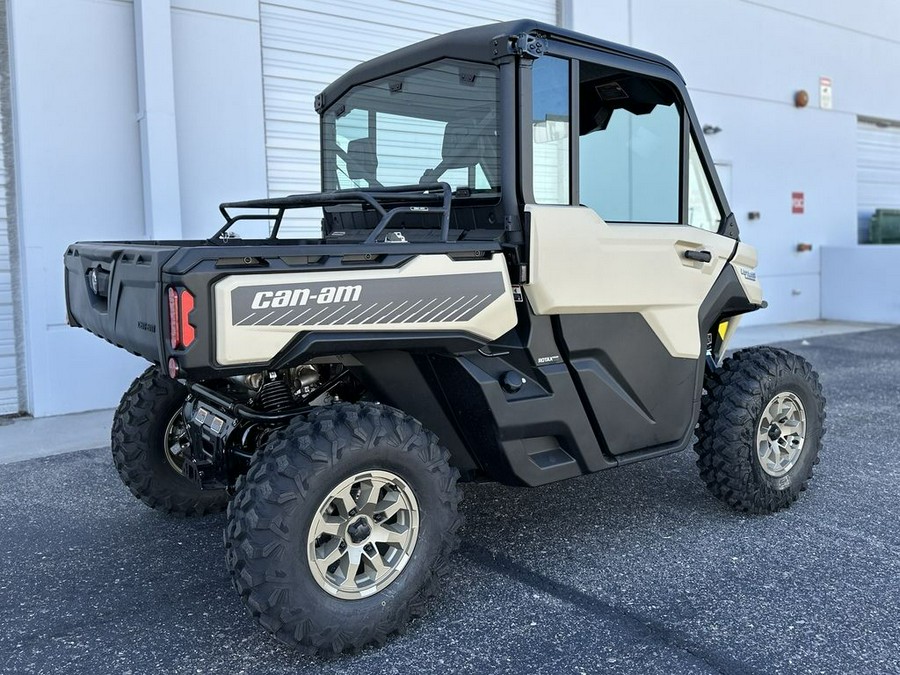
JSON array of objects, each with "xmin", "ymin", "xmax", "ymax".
[
  {"xmin": 213, "ymin": 254, "xmax": 517, "ymax": 366},
  {"xmin": 524, "ymin": 205, "xmax": 736, "ymax": 359},
  {"xmin": 730, "ymin": 242, "xmax": 764, "ymax": 306}
]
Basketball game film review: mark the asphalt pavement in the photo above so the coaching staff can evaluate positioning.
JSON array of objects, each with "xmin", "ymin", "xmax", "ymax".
[{"xmin": 2, "ymin": 329, "xmax": 899, "ymax": 674}]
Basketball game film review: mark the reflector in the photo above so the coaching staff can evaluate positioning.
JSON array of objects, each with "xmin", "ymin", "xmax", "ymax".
[{"xmin": 167, "ymin": 287, "xmax": 179, "ymax": 350}]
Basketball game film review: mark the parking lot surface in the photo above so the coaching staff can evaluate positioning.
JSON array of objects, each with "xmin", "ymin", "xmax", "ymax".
[{"xmin": 2, "ymin": 329, "xmax": 899, "ymax": 674}]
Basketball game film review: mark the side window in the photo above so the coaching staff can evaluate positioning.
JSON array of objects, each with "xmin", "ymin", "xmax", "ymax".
[
  {"xmin": 532, "ymin": 56, "xmax": 570, "ymax": 204},
  {"xmin": 687, "ymin": 136, "xmax": 723, "ymax": 232},
  {"xmin": 578, "ymin": 64, "xmax": 680, "ymax": 223}
]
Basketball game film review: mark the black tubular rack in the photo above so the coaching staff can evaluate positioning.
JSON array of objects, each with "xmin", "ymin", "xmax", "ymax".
[{"xmin": 215, "ymin": 182, "xmax": 453, "ymax": 244}]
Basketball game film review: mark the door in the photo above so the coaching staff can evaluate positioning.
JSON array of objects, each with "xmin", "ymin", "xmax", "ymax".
[{"xmin": 525, "ymin": 54, "xmax": 736, "ymax": 455}]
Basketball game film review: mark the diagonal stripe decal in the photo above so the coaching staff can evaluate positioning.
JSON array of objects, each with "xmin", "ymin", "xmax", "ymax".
[{"xmin": 229, "ymin": 272, "xmax": 505, "ymax": 328}]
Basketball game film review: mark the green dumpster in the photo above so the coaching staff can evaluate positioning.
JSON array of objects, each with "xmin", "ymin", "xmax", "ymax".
[{"xmin": 870, "ymin": 209, "xmax": 900, "ymax": 244}]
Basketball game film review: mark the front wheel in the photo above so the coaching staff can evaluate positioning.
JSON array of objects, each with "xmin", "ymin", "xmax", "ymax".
[
  {"xmin": 695, "ymin": 346, "xmax": 826, "ymax": 513},
  {"xmin": 224, "ymin": 403, "xmax": 462, "ymax": 654}
]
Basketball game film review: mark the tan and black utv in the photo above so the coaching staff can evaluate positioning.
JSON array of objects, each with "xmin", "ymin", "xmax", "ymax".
[{"xmin": 64, "ymin": 20, "xmax": 825, "ymax": 654}]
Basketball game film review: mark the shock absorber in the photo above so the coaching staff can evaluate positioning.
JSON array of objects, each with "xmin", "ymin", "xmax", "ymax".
[{"xmin": 258, "ymin": 377, "xmax": 293, "ymax": 412}]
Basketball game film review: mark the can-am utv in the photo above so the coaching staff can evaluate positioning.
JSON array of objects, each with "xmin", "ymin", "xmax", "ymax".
[{"xmin": 64, "ymin": 19, "xmax": 825, "ymax": 654}]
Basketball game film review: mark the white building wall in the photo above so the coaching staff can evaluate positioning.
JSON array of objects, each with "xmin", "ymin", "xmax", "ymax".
[
  {"xmin": 8, "ymin": 0, "xmax": 269, "ymax": 416},
  {"xmin": 566, "ymin": 0, "xmax": 900, "ymax": 326},
  {"xmin": 171, "ymin": 0, "xmax": 268, "ymax": 239},
  {"xmin": 9, "ymin": 0, "xmax": 147, "ymax": 417},
  {"xmin": 822, "ymin": 246, "xmax": 900, "ymax": 323}
]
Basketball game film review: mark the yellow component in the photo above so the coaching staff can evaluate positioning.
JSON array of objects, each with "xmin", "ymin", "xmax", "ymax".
[{"xmin": 717, "ymin": 320, "xmax": 728, "ymax": 340}]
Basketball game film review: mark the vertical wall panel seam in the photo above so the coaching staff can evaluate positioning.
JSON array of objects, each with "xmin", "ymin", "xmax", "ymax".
[
  {"xmin": 256, "ymin": 1, "xmax": 272, "ymax": 199},
  {"xmin": 133, "ymin": 0, "xmax": 183, "ymax": 239}
]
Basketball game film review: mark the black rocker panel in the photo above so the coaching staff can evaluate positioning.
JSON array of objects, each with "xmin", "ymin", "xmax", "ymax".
[{"xmin": 556, "ymin": 313, "xmax": 701, "ymax": 455}]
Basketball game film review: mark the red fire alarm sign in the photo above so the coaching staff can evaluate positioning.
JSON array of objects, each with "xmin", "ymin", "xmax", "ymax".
[{"xmin": 792, "ymin": 192, "xmax": 805, "ymax": 214}]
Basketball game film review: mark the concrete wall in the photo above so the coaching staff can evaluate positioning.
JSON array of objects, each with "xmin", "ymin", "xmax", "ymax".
[
  {"xmin": 8, "ymin": 0, "xmax": 267, "ymax": 416},
  {"xmin": 821, "ymin": 246, "xmax": 900, "ymax": 323},
  {"xmin": 171, "ymin": 0, "xmax": 268, "ymax": 239},
  {"xmin": 566, "ymin": 0, "xmax": 900, "ymax": 326},
  {"xmin": 9, "ymin": 0, "xmax": 147, "ymax": 417}
]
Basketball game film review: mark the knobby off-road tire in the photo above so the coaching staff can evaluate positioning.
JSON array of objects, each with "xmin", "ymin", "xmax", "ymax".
[
  {"xmin": 696, "ymin": 346, "xmax": 826, "ymax": 514},
  {"xmin": 111, "ymin": 366, "xmax": 228, "ymax": 516},
  {"xmin": 225, "ymin": 403, "xmax": 462, "ymax": 654}
]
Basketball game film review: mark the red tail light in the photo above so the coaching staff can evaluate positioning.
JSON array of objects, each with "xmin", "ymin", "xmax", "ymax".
[
  {"xmin": 167, "ymin": 287, "xmax": 196, "ymax": 349},
  {"xmin": 180, "ymin": 290, "xmax": 195, "ymax": 347}
]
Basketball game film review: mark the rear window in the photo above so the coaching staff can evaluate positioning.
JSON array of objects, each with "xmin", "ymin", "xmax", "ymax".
[{"xmin": 322, "ymin": 59, "xmax": 500, "ymax": 194}]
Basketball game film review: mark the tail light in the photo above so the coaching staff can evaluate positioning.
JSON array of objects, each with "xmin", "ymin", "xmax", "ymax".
[
  {"xmin": 167, "ymin": 287, "xmax": 196, "ymax": 350},
  {"xmin": 180, "ymin": 291, "xmax": 195, "ymax": 347}
]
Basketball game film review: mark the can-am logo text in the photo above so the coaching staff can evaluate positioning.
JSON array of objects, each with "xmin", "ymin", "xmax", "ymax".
[{"xmin": 250, "ymin": 285, "xmax": 362, "ymax": 310}]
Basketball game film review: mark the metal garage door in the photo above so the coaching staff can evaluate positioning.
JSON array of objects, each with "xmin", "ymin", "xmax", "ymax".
[
  {"xmin": 0, "ymin": 97, "xmax": 22, "ymax": 415},
  {"xmin": 858, "ymin": 117, "xmax": 900, "ymax": 242},
  {"xmin": 260, "ymin": 0, "xmax": 559, "ymax": 236}
]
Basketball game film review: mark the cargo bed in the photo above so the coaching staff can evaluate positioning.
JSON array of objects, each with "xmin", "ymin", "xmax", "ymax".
[{"xmin": 65, "ymin": 236, "xmax": 511, "ymax": 378}]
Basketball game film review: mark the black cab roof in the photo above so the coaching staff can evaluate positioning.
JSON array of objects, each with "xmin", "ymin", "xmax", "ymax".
[{"xmin": 317, "ymin": 19, "xmax": 683, "ymax": 114}]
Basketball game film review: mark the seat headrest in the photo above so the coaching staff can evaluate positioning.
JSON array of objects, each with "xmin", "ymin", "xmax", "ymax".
[
  {"xmin": 346, "ymin": 137, "xmax": 378, "ymax": 181},
  {"xmin": 441, "ymin": 119, "xmax": 494, "ymax": 169}
]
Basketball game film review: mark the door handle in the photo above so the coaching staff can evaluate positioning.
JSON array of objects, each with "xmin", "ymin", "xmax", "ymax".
[{"xmin": 684, "ymin": 249, "xmax": 712, "ymax": 263}]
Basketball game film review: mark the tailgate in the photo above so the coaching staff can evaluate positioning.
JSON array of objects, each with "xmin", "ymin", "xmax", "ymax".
[{"xmin": 64, "ymin": 242, "xmax": 180, "ymax": 363}]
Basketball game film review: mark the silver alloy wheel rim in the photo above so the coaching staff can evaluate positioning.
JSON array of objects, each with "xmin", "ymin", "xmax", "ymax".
[
  {"xmin": 307, "ymin": 469, "xmax": 420, "ymax": 600},
  {"xmin": 163, "ymin": 410, "xmax": 188, "ymax": 474},
  {"xmin": 756, "ymin": 391, "xmax": 807, "ymax": 477}
]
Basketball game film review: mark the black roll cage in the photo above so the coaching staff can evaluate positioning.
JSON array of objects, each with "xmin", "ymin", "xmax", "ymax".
[{"xmin": 213, "ymin": 24, "xmax": 739, "ymax": 258}]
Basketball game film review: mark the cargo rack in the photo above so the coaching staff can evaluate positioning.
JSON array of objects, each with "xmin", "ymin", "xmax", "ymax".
[{"xmin": 215, "ymin": 182, "xmax": 453, "ymax": 244}]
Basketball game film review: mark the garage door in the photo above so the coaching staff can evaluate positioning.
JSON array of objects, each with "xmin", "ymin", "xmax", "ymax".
[
  {"xmin": 0, "ymin": 99, "xmax": 22, "ymax": 416},
  {"xmin": 260, "ymin": 0, "xmax": 559, "ymax": 236},
  {"xmin": 858, "ymin": 117, "xmax": 900, "ymax": 242}
]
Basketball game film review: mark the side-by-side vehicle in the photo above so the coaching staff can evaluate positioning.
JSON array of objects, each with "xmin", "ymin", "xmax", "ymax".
[{"xmin": 65, "ymin": 20, "xmax": 825, "ymax": 653}]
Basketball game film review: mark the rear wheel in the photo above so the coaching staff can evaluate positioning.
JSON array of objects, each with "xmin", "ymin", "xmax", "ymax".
[
  {"xmin": 224, "ymin": 403, "xmax": 462, "ymax": 654},
  {"xmin": 695, "ymin": 347, "xmax": 826, "ymax": 513},
  {"xmin": 111, "ymin": 366, "xmax": 228, "ymax": 516}
]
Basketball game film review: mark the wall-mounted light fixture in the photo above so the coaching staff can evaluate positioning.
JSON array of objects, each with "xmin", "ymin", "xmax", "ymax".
[
  {"xmin": 794, "ymin": 90, "xmax": 809, "ymax": 108},
  {"xmin": 702, "ymin": 125, "xmax": 722, "ymax": 135}
]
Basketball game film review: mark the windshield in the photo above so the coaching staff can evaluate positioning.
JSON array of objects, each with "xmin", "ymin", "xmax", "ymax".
[{"xmin": 322, "ymin": 59, "xmax": 500, "ymax": 195}]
